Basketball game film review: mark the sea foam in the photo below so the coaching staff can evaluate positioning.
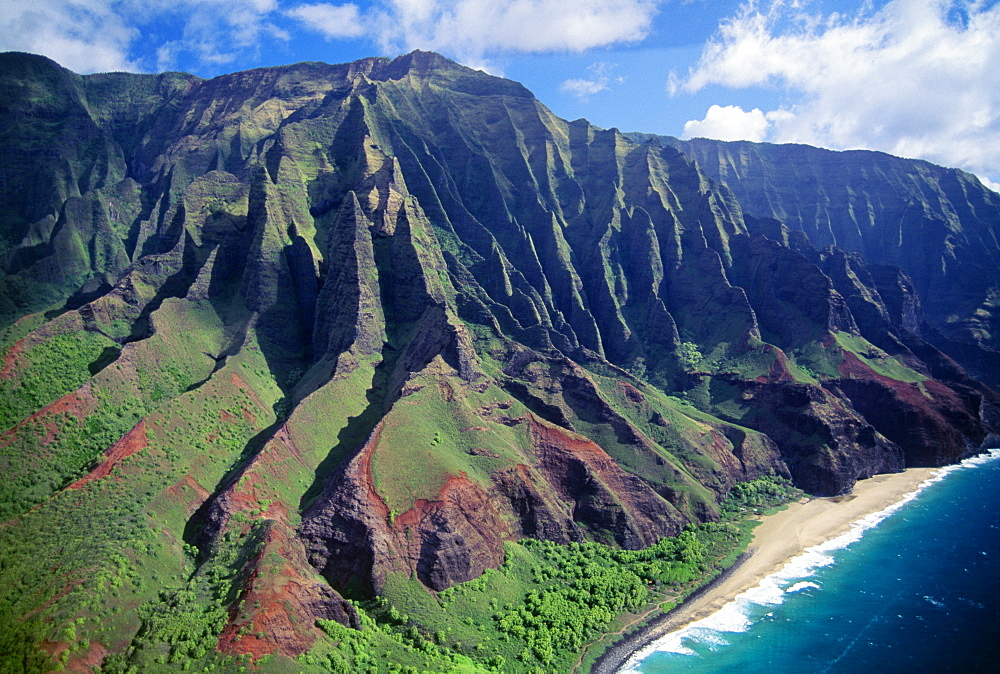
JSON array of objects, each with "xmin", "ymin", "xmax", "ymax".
[{"xmin": 619, "ymin": 448, "xmax": 1000, "ymax": 673}]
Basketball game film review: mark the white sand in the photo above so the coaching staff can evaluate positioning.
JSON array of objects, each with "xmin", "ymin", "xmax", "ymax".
[{"xmin": 627, "ymin": 468, "xmax": 938, "ymax": 658}]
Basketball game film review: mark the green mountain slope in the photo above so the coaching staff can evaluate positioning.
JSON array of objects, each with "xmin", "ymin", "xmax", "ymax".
[
  {"xmin": 0, "ymin": 50, "xmax": 998, "ymax": 672},
  {"xmin": 641, "ymin": 135, "xmax": 1000, "ymax": 385}
]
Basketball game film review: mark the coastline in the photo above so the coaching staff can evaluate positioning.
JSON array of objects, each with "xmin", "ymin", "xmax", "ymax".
[
  {"xmin": 593, "ymin": 467, "xmax": 938, "ymax": 674},
  {"xmin": 589, "ymin": 550, "xmax": 754, "ymax": 674}
]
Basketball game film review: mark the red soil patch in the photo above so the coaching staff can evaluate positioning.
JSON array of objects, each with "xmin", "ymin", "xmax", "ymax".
[
  {"xmin": 476, "ymin": 399, "xmax": 514, "ymax": 417},
  {"xmin": 67, "ymin": 641, "xmax": 108, "ymax": 672},
  {"xmin": 39, "ymin": 640, "xmax": 68, "ymax": 664},
  {"xmin": 523, "ymin": 415, "xmax": 680, "ymax": 543},
  {"xmin": 387, "ymin": 470, "xmax": 511, "ymax": 585},
  {"xmin": 837, "ymin": 351, "xmax": 963, "ymax": 412},
  {"xmin": 42, "ymin": 632, "xmax": 119, "ymax": 671},
  {"xmin": 835, "ymin": 350, "xmax": 979, "ymax": 465},
  {"xmin": 617, "ymin": 381, "xmax": 646, "ymax": 403},
  {"xmin": 837, "ymin": 349, "xmax": 877, "ymax": 379},
  {"xmin": 25, "ymin": 579, "xmax": 84, "ymax": 620},
  {"xmin": 528, "ymin": 416, "xmax": 619, "ymax": 471},
  {"xmin": 243, "ymin": 425, "xmax": 306, "ymax": 487},
  {"xmin": 265, "ymin": 425, "xmax": 303, "ymax": 463},
  {"xmin": 166, "ymin": 475, "xmax": 212, "ymax": 514},
  {"xmin": 209, "ymin": 425, "xmax": 306, "ymax": 535},
  {"xmin": 0, "ymin": 336, "xmax": 27, "ymax": 380},
  {"xmin": 705, "ymin": 427, "xmax": 743, "ymax": 475},
  {"xmin": 217, "ymin": 525, "xmax": 327, "ymax": 660},
  {"xmin": 353, "ymin": 423, "xmax": 392, "ymax": 523},
  {"xmin": 759, "ymin": 349, "xmax": 795, "ymax": 383},
  {"xmin": 0, "ymin": 387, "xmax": 96, "ymax": 450},
  {"xmin": 68, "ymin": 420, "xmax": 149, "ymax": 490},
  {"xmin": 230, "ymin": 372, "xmax": 267, "ymax": 413},
  {"xmin": 391, "ymin": 473, "xmax": 473, "ymax": 530},
  {"xmin": 439, "ymin": 380, "xmax": 455, "ymax": 401}
]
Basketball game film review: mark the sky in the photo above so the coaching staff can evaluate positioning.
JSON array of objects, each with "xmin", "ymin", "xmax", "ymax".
[{"xmin": 2, "ymin": 0, "xmax": 999, "ymax": 189}]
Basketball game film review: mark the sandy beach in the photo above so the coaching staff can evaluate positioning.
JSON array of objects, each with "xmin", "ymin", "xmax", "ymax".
[{"xmin": 594, "ymin": 467, "xmax": 939, "ymax": 673}]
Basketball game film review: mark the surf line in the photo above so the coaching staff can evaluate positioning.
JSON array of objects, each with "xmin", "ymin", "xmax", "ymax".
[{"xmin": 617, "ymin": 448, "xmax": 1000, "ymax": 673}]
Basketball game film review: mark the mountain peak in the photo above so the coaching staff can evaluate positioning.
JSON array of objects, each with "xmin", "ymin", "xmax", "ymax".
[{"xmin": 370, "ymin": 49, "xmax": 533, "ymax": 97}]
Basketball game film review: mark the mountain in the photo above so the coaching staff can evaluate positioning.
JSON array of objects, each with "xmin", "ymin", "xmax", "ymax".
[
  {"xmin": 0, "ymin": 50, "xmax": 997, "ymax": 672},
  {"xmin": 641, "ymin": 135, "xmax": 1000, "ymax": 387}
]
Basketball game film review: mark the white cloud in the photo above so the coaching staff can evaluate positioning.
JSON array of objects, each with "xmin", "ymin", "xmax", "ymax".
[
  {"xmin": 373, "ymin": 0, "xmax": 660, "ymax": 63},
  {"xmin": 0, "ymin": 0, "xmax": 287, "ymax": 73},
  {"xmin": 682, "ymin": 104, "xmax": 789, "ymax": 142},
  {"xmin": 679, "ymin": 0, "xmax": 1000, "ymax": 182},
  {"xmin": 980, "ymin": 175, "xmax": 1000, "ymax": 194},
  {"xmin": 286, "ymin": 3, "xmax": 365, "ymax": 39},
  {"xmin": 561, "ymin": 78, "xmax": 609, "ymax": 98},
  {"xmin": 150, "ymin": 0, "xmax": 286, "ymax": 69},
  {"xmin": 1, "ymin": 0, "xmax": 665, "ymax": 75},
  {"xmin": 560, "ymin": 61, "xmax": 624, "ymax": 101},
  {"xmin": 0, "ymin": 0, "xmax": 139, "ymax": 73}
]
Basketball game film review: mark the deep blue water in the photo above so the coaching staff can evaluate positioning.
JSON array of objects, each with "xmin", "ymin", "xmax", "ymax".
[{"xmin": 624, "ymin": 450, "xmax": 1000, "ymax": 673}]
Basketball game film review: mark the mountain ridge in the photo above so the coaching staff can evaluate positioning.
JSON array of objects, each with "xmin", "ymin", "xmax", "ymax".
[{"xmin": 631, "ymin": 133, "xmax": 1000, "ymax": 385}]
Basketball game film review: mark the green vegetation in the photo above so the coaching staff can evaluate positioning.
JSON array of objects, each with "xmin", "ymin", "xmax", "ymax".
[
  {"xmin": 310, "ymin": 611, "xmax": 490, "ymax": 673},
  {"xmin": 721, "ymin": 474, "xmax": 802, "ymax": 519},
  {"xmin": 0, "ymin": 386, "xmax": 146, "ymax": 521},
  {"xmin": 103, "ymin": 522, "xmax": 267, "ymax": 673},
  {"xmin": 832, "ymin": 331, "xmax": 927, "ymax": 383},
  {"xmin": 786, "ymin": 331, "xmax": 927, "ymax": 385},
  {"xmin": 370, "ymin": 373, "xmax": 531, "ymax": 513},
  {"xmin": 675, "ymin": 341, "xmax": 703, "ymax": 370},
  {"xmin": 0, "ymin": 451, "xmax": 167, "ymax": 673},
  {"xmin": 372, "ymin": 522, "xmax": 749, "ymax": 673},
  {"xmin": 788, "ymin": 339, "xmax": 844, "ymax": 380},
  {"xmin": 0, "ymin": 329, "xmax": 117, "ymax": 431}
]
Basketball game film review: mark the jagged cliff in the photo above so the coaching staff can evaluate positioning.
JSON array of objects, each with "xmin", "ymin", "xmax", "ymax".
[
  {"xmin": 0, "ymin": 50, "xmax": 997, "ymax": 670},
  {"xmin": 645, "ymin": 135, "xmax": 1000, "ymax": 386}
]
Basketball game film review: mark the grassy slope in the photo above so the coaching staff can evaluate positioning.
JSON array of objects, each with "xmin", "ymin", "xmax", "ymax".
[{"xmin": 0, "ymin": 292, "xmax": 794, "ymax": 674}]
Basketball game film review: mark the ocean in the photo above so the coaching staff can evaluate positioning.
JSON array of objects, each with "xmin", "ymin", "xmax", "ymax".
[{"xmin": 622, "ymin": 449, "xmax": 1000, "ymax": 673}]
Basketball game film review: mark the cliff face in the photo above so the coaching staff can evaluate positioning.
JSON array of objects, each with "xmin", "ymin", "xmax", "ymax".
[
  {"xmin": 0, "ymin": 49, "xmax": 997, "ymax": 667},
  {"xmin": 654, "ymin": 136, "xmax": 1000, "ymax": 386}
]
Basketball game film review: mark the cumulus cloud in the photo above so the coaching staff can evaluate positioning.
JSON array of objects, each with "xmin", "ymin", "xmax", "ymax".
[
  {"xmin": 286, "ymin": 3, "xmax": 365, "ymax": 39},
  {"xmin": 0, "ymin": 0, "xmax": 139, "ymax": 72},
  {"xmin": 372, "ymin": 0, "xmax": 659, "ymax": 63},
  {"xmin": 560, "ymin": 62, "xmax": 624, "ymax": 101},
  {"xmin": 2, "ymin": 0, "xmax": 664, "ymax": 75},
  {"xmin": 149, "ymin": 0, "xmax": 287, "ymax": 69},
  {"xmin": 678, "ymin": 0, "xmax": 1000, "ymax": 183},
  {"xmin": 0, "ymin": 0, "xmax": 287, "ymax": 73},
  {"xmin": 683, "ymin": 104, "xmax": 789, "ymax": 142},
  {"xmin": 981, "ymin": 176, "xmax": 1000, "ymax": 194}
]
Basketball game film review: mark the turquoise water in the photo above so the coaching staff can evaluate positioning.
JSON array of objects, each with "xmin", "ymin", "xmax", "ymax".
[{"xmin": 624, "ymin": 450, "xmax": 1000, "ymax": 673}]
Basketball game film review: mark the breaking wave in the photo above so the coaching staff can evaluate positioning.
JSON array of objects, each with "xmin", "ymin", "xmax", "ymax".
[{"xmin": 619, "ymin": 448, "xmax": 1000, "ymax": 672}]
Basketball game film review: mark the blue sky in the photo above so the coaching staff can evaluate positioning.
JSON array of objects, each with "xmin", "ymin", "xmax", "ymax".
[{"xmin": 2, "ymin": 0, "xmax": 999, "ymax": 188}]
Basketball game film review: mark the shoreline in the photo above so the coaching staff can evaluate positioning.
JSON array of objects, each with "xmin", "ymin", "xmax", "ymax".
[
  {"xmin": 590, "ymin": 550, "xmax": 754, "ymax": 674},
  {"xmin": 592, "ymin": 467, "xmax": 938, "ymax": 674}
]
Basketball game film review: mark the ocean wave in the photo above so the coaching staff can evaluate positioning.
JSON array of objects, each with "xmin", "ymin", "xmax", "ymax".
[
  {"xmin": 786, "ymin": 581, "xmax": 821, "ymax": 593},
  {"xmin": 618, "ymin": 448, "xmax": 1000, "ymax": 673},
  {"xmin": 922, "ymin": 595, "xmax": 945, "ymax": 608}
]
